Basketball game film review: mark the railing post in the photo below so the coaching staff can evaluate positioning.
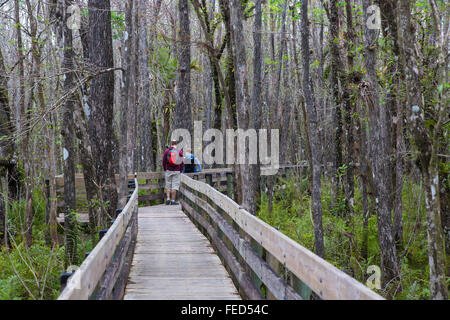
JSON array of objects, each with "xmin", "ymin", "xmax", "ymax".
[
  {"xmin": 144, "ymin": 178, "xmax": 150, "ymax": 206},
  {"xmin": 115, "ymin": 208, "xmax": 122, "ymax": 220},
  {"xmin": 60, "ymin": 272, "xmax": 74, "ymax": 293},
  {"xmin": 44, "ymin": 178, "xmax": 51, "ymax": 245},
  {"xmin": 99, "ymin": 229, "xmax": 108, "ymax": 241},
  {"xmin": 128, "ymin": 180, "xmax": 136, "ymax": 189},
  {"xmin": 45, "ymin": 178, "xmax": 50, "ymax": 224},
  {"xmin": 226, "ymin": 172, "xmax": 233, "ymax": 199},
  {"xmin": 285, "ymin": 167, "xmax": 291, "ymax": 180},
  {"xmin": 205, "ymin": 173, "xmax": 213, "ymax": 186},
  {"xmin": 261, "ymin": 175, "xmax": 267, "ymax": 194}
]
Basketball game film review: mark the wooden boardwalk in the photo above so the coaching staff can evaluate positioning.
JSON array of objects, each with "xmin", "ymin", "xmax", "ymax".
[{"xmin": 123, "ymin": 204, "xmax": 241, "ymax": 300}]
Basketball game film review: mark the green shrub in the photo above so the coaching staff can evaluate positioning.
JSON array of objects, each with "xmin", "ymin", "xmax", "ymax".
[
  {"xmin": 0, "ymin": 185, "xmax": 96, "ymax": 300},
  {"xmin": 257, "ymin": 174, "xmax": 432, "ymax": 300}
]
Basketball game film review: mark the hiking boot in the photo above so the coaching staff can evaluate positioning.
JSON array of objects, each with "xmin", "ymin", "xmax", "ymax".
[
  {"xmin": 171, "ymin": 200, "xmax": 180, "ymax": 205},
  {"xmin": 165, "ymin": 199, "xmax": 171, "ymax": 205}
]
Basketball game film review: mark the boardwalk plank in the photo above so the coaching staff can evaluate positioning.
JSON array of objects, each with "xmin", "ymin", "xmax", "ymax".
[{"xmin": 123, "ymin": 205, "xmax": 240, "ymax": 300}]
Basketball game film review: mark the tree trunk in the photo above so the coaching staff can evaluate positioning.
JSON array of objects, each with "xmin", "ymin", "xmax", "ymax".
[
  {"xmin": 275, "ymin": 0, "xmax": 289, "ymax": 165},
  {"xmin": 0, "ymin": 177, "xmax": 4, "ymax": 247},
  {"xmin": 291, "ymin": 2, "xmax": 312, "ymax": 170},
  {"xmin": 343, "ymin": 0, "xmax": 356, "ymax": 212},
  {"xmin": 218, "ymin": 0, "xmax": 240, "ymax": 202},
  {"xmin": 175, "ymin": 0, "xmax": 192, "ymax": 135},
  {"xmin": 329, "ymin": 0, "xmax": 344, "ymax": 207},
  {"xmin": 422, "ymin": 164, "xmax": 448, "ymax": 300},
  {"xmin": 229, "ymin": 0, "xmax": 251, "ymax": 212},
  {"xmin": 126, "ymin": 0, "xmax": 137, "ymax": 173},
  {"xmin": 138, "ymin": 0, "xmax": 154, "ymax": 172},
  {"xmin": 23, "ymin": 0, "xmax": 43, "ymax": 248},
  {"xmin": 88, "ymin": 0, "xmax": 118, "ymax": 227},
  {"xmin": 248, "ymin": 0, "xmax": 263, "ymax": 215},
  {"xmin": 0, "ymin": 48, "xmax": 14, "ymax": 246},
  {"xmin": 300, "ymin": 0, "xmax": 325, "ymax": 258},
  {"xmin": 362, "ymin": 0, "xmax": 401, "ymax": 297},
  {"xmin": 47, "ymin": 114, "xmax": 59, "ymax": 246},
  {"xmin": 398, "ymin": 0, "xmax": 448, "ymax": 300},
  {"xmin": 73, "ymin": 87, "xmax": 103, "ymax": 240},
  {"xmin": 378, "ymin": 0, "xmax": 403, "ymax": 249},
  {"xmin": 119, "ymin": 0, "xmax": 134, "ymax": 209},
  {"xmin": 15, "ymin": 0, "xmax": 32, "ymax": 248},
  {"xmin": 62, "ymin": 0, "xmax": 77, "ymax": 265}
]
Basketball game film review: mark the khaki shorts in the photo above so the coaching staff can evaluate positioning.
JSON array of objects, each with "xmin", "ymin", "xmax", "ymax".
[{"xmin": 165, "ymin": 171, "xmax": 181, "ymax": 191}]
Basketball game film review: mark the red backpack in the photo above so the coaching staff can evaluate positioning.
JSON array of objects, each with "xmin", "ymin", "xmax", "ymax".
[{"xmin": 167, "ymin": 148, "xmax": 178, "ymax": 166}]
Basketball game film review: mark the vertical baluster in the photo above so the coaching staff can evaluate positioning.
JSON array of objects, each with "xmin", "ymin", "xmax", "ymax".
[{"xmin": 226, "ymin": 171, "xmax": 233, "ymax": 200}]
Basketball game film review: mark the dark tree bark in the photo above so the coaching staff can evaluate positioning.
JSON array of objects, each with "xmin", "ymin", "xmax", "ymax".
[
  {"xmin": 61, "ymin": 0, "xmax": 77, "ymax": 265},
  {"xmin": 300, "ymin": 0, "xmax": 325, "ymax": 258},
  {"xmin": 275, "ymin": 0, "xmax": 290, "ymax": 165},
  {"xmin": 199, "ymin": 0, "xmax": 215, "ymax": 134},
  {"xmin": 362, "ymin": 0, "xmax": 401, "ymax": 297},
  {"xmin": 0, "ymin": 177, "xmax": 4, "ymax": 247},
  {"xmin": 175, "ymin": 0, "xmax": 193, "ymax": 135},
  {"xmin": 15, "ymin": 0, "xmax": 33, "ymax": 248},
  {"xmin": 192, "ymin": 0, "xmax": 234, "ymax": 131},
  {"xmin": 14, "ymin": 0, "xmax": 25, "ymax": 137},
  {"xmin": 79, "ymin": 11, "xmax": 90, "ymax": 62},
  {"xmin": 133, "ymin": 3, "xmax": 140, "ymax": 172},
  {"xmin": 119, "ymin": 0, "xmax": 134, "ymax": 209},
  {"xmin": 127, "ymin": 0, "xmax": 137, "ymax": 173},
  {"xmin": 218, "ymin": 0, "xmax": 240, "ymax": 202},
  {"xmin": 378, "ymin": 0, "xmax": 403, "ymax": 249},
  {"xmin": 192, "ymin": 0, "xmax": 222, "ymax": 132},
  {"xmin": 229, "ymin": 0, "xmax": 251, "ymax": 212},
  {"xmin": 291, "ymin": 2, "xmax": 312, "ymax": 170},
  {"xmin": 0, "ymin": 49, "xmax": 14, "ymax": 170},
  {"xmin": 24, "ymin": 0, "xmax": 45, "ymax": 248},
  {"xmin": 73, "ymin": 87, "xmax": 103, "ymax": 242},
  {"xmin": 248, "ymin": 0, "xmax": 263, "ymax": 215},
  {"xmin": 329, "ymin": 0, "xmax": 344, "ymax": 200},
  {"xmin": 73, "ymin": 3, "xmax": 103, "ymax": 239},
  {"xmin": 218, "ymin": 0, "xmax": 237, "ymax": 130},
  {"xmin": 88, "ymin": 0, "xmax": 118, "ymax": 227},
  {"xmin": 343, "ymin": 0, "xmax": 355, "ymax": 212},
  {"xmin": 0, "ymin": 48, "xmax": 14, "ymax": 246},
  {"xmin": 138, "ymin": 0, "xmax": 154, "ymax": 172}
]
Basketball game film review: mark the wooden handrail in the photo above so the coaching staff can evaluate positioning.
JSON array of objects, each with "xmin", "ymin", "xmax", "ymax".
[
  {"xmin": 54, "ymin": 166, "xmax": 374, "ymax": 300},
  {"xmin": 53, "ymin": 165, "xmax": 312, "ymax": 185},
  {"xmin": 57, "ymin": 178, "xmax": 139, "ymax": 300},
  {"xmin": 180, "ymin": 174, "xmax": 383, "ymax": 300}
]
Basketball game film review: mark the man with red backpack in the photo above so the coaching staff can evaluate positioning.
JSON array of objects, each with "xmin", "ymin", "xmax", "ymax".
[{"xmin": 162, "ymin": 140, "xmax": 184, "ymax": 205}]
